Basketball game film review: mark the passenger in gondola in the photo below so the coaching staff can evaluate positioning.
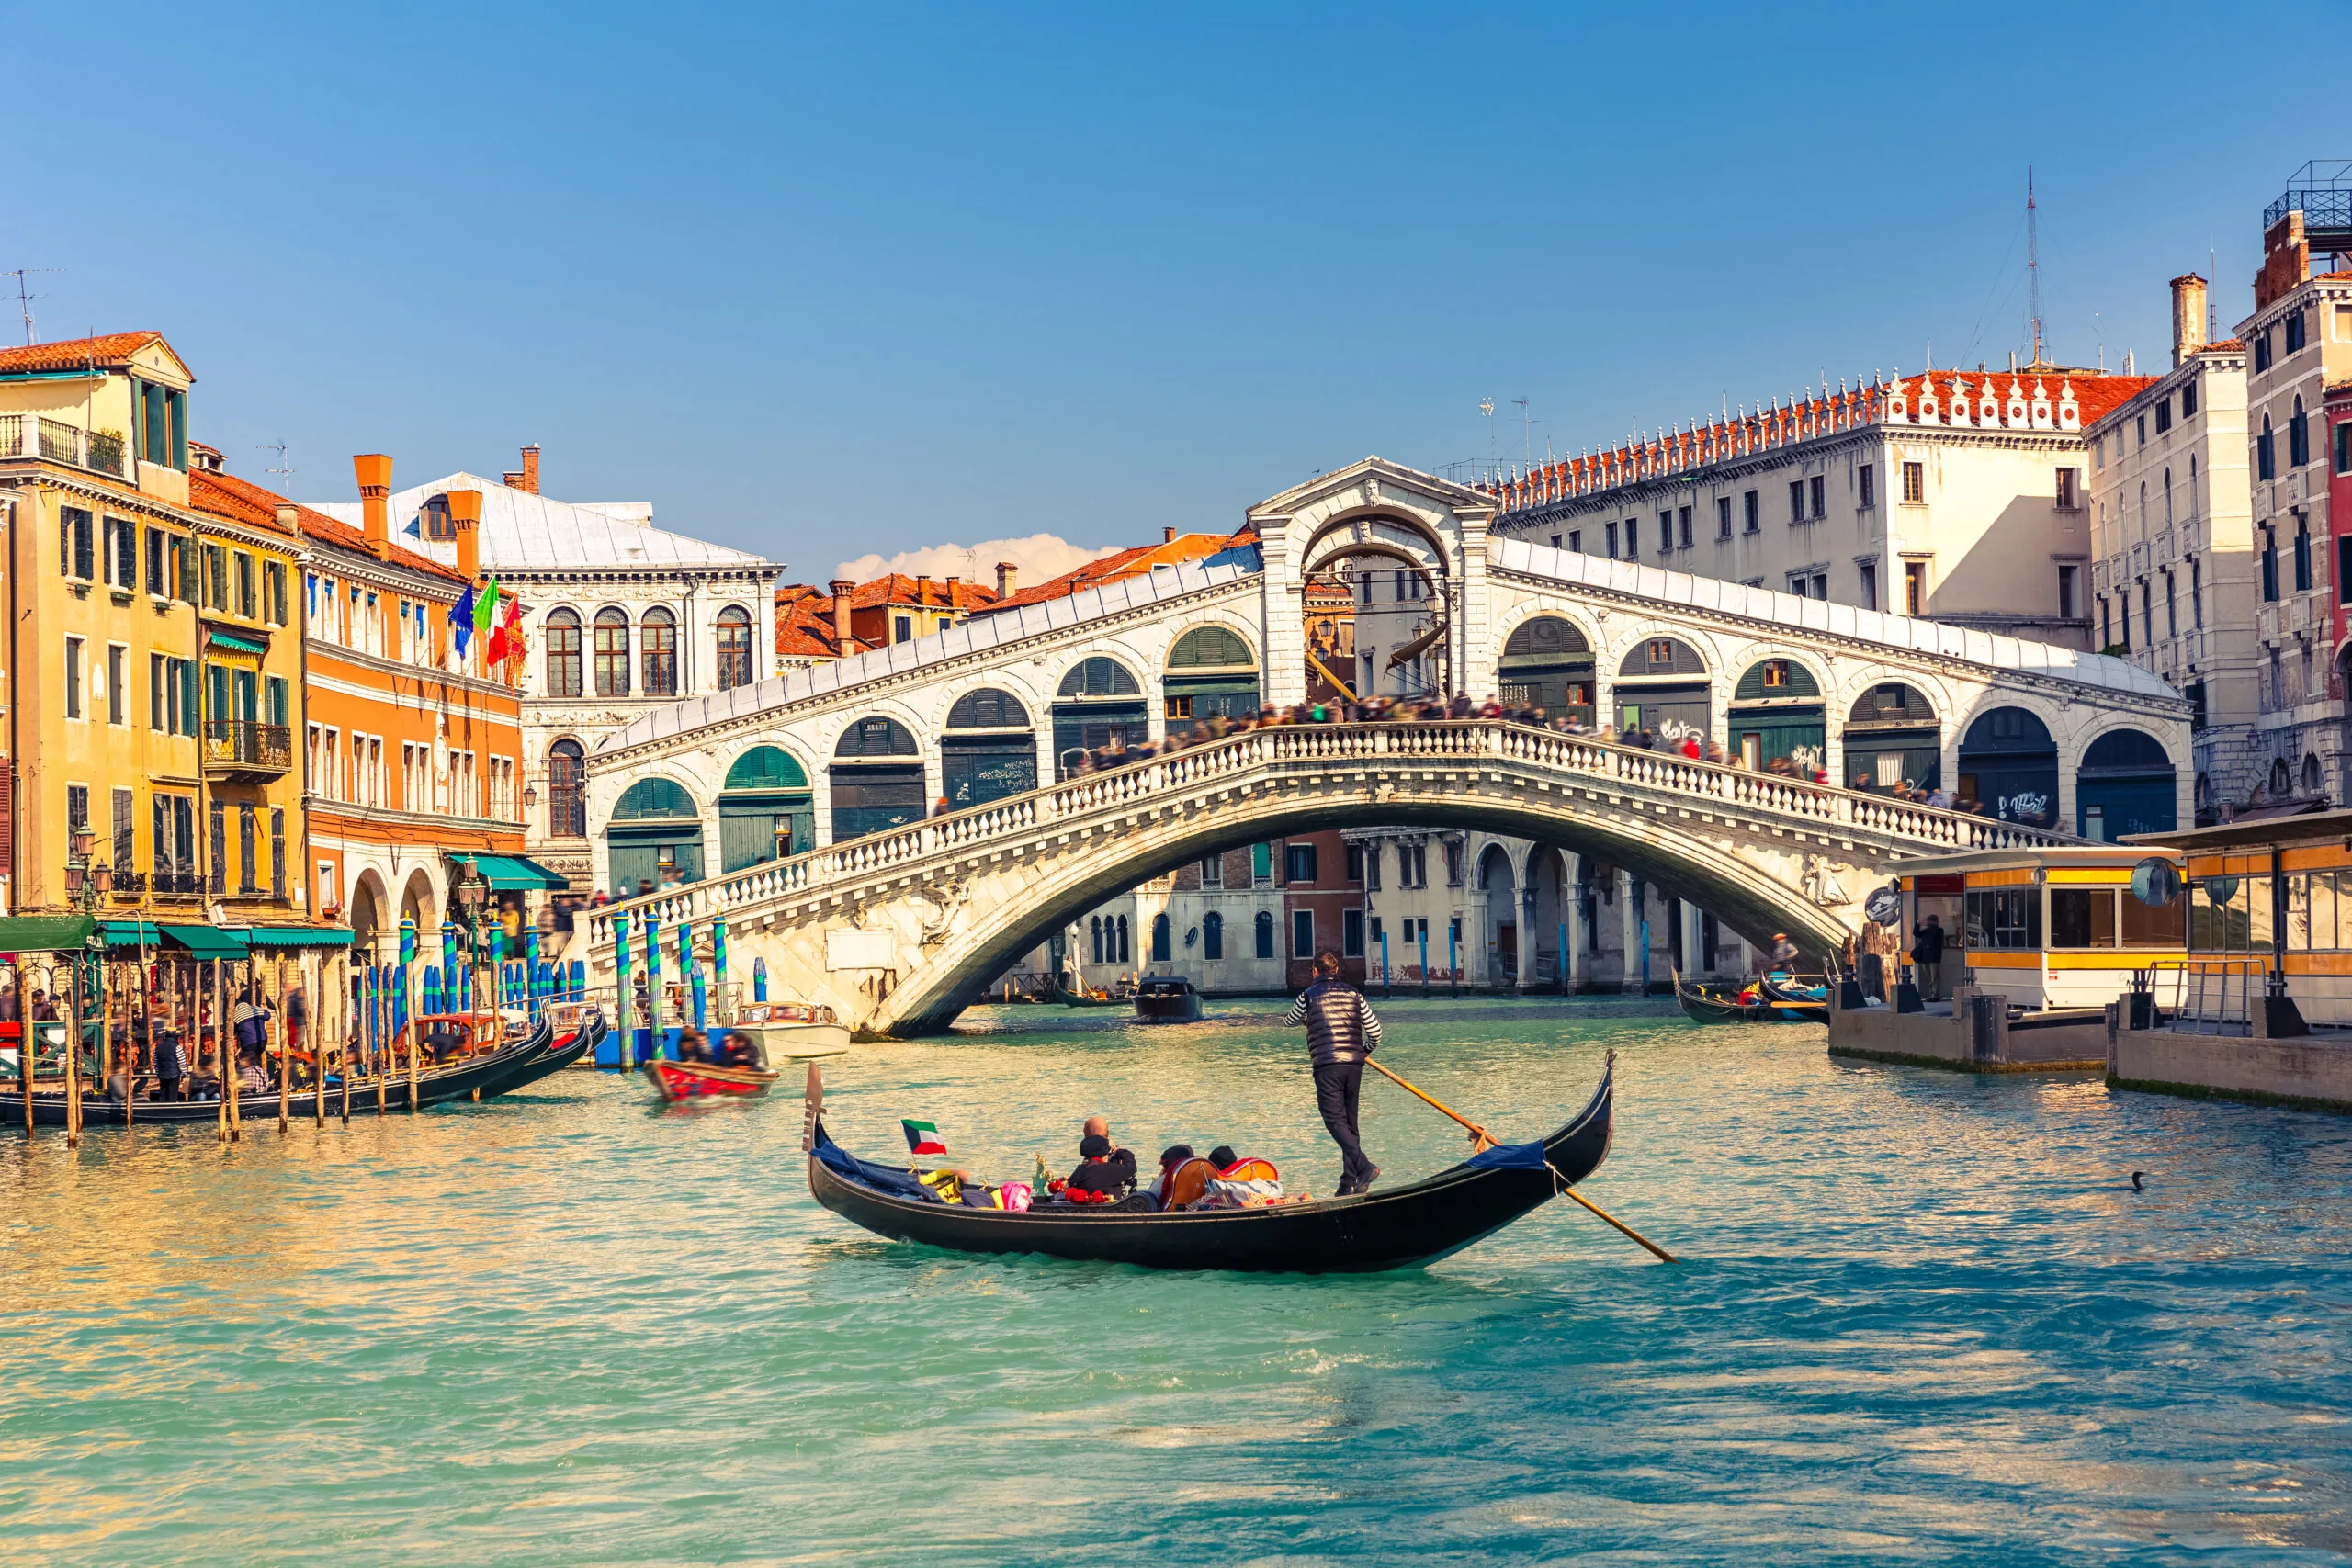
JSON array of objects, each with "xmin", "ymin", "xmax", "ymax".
[
  {"xmin": 1154, "ymin": 1144, "xmax": 1197, "ymax": 1204},
  {"xmin": 30, "ymin": 989, "xmax": 57, "ymax": 1022},
  {"xmin": 714, "ymin": 1030, "xmax": 763, "ymax": 1070},
  {"xmin": 152, "ymin": 1026, "xmax": 187, "ymax": 1101},
  {"xmin": 424, "ymin": 1017, "xmax": 468, "ymax": 1064},
  {"xmin": 236, "ymin": 1048, "xmax": 268, "ymax": 1094},
  {"xmin": 674, "ymin": 1026, "xmax": 712, "ymax": 1064},
  {"xmin": 186, "ymin": 1046, "xmax": 220, "ymax": 1100},
  {"xmin": 1061, "ymin": 1134, "xmax": 1136, "ymax": 1201}
]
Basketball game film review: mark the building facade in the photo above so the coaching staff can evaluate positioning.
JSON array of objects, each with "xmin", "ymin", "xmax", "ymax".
[
  {"xmin": 2087, "ymin": 276, "xmax": 2259, "ymax": 820},
  {"xmin": 1488, "ymin": 366, "xmax": 2155, "ymax": 651},
  {"xmin": 0, "ymin": 333, "xmax": 207, "ymax": 918},
  {"xmin": 2235, "ymin": 201, "xmax": 2352, "ymax": 805},
  {"xmin": 309, "ymin": 451, "xmax": 785, "ymax": 897}
]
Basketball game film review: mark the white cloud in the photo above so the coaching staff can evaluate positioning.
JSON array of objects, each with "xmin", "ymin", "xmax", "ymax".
[{"xmin": 834, "ymin": 533, "xmax": 1124, "ymax": 591}]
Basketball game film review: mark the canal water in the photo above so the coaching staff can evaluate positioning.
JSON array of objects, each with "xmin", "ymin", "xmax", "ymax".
[{"xmin": 4, "ymin": 998, "xmax": 2349, "ymax": 1565}]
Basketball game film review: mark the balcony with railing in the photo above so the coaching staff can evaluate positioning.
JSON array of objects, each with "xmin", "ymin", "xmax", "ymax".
[
  {"xmin": 0, "ymin": 412, "xmax": 127, "ymax": 477},
  {"xmin": 204, "ymin": 720, "xmax": 293, "ymax": 780}
]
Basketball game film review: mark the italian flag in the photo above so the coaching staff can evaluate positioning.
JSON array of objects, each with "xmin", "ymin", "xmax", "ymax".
[{"xmin": 901, "ymin": 1119, "xmax": 947, "ymax": 1156}]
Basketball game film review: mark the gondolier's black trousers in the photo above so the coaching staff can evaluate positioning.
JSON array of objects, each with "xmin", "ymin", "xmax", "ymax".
[{"xmin": 1314, "ymin": 1059, "xmax": 1374, "ymax": 1192}]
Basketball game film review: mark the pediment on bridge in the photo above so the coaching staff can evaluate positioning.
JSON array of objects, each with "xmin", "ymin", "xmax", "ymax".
[{"xmin": 1248, "ymin": 456, "xmax": 1496, "ymax": 536}]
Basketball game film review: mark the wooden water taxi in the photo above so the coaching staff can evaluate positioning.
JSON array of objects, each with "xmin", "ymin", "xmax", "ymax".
[{"xmin": 1133, "ymin": 976, "xmax": 1203, "ymax": 1023}]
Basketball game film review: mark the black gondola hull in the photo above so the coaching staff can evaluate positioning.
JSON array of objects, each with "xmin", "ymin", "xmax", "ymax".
[{"xmin": 806, "ymin": 1062, "xmax": 1615, "ymax": 1272}]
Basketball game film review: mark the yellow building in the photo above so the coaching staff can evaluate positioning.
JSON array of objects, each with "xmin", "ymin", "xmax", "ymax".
[{"xmin": 0, "ymin": 332, "xmax": 208, "ymax": 918}]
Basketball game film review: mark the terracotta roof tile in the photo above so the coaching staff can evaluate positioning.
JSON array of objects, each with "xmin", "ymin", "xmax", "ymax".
[
  {"xmin": 0, "ymin": 332, "xmax": 165, "ymax": 375},
  {"xmin": 189, "ymin": 468, "xmax": 466, "ymax": 584},
  {"xmin": 975, "ymin": 531, "xmax": 1254, "ymax": 614}
]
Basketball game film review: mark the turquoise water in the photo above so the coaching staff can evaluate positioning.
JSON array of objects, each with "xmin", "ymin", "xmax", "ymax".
[{"xmin": 4, "ymin": 998, "xmax": 2349, "ymax": 1564}]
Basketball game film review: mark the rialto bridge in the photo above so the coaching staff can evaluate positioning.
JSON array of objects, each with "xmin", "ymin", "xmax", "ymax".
[{"xmin": 575, "ymin": 458, "xmax": 2189, "ymax": 1035}]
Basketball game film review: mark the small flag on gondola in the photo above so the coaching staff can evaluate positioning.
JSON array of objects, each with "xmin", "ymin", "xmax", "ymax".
[{"xmin": 901, "ymin": 1119, "xmax": 947, "ymax": 1156}]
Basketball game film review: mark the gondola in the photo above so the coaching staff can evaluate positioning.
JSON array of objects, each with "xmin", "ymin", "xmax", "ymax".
[
  {"xmin": 1756, "ymin": 971, "xmax": 1829, "ymax": 1023},
  {"xmin": 13, "ymin": 1013, "xmax": 560, "ymax": 1128},
  {"xmin": 801, "ymin": 1055, "xmax": 1618, "ymax": 1272},
  {"xmin": 1672, "ymin": 968, "xmax": 1752, "ymax": 1024},
  {"xmin": 1047, "ymin": 979, "xmax": 1125, "ymax": 1009}
]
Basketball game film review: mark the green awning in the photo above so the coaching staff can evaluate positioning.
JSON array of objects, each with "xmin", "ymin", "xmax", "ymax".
[
  {"xmin": 456, "ymin": 854, "xmax": 570, "ymax": 891},
  {"xmin": 99, "ymin": 919, "xmax": 170, "ymax": 952},
  {"xmin": 0, "ymin": 914, "xmax": 98, "ymax": 953},
  {"xmin": 237, "ymin": 925, "xmax": 355, "ymax": 950},
  {"xmin": 209, "ymin": 629, "xmax": 266, "ymax": 655},
  {"xmin": 161, "ymin": 923, "xmax": 248, "ymax": 957}
]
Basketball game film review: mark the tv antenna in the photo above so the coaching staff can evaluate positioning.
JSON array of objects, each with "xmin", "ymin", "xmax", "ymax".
[
  {"xmin": 5, "ymin": 267, "xmax": 60, "ymax": 346},
  {"xmin": 260, "ymin": 439, "xmax": 294, "ymax": 478},
  {"xmin": 2026, "ymin": 166, "xmax": 2045, "ymax": 367},
  {"xmin": 1512, "ymin": 397, "xmax": 1532, "ymax": 465},
  {"xmin": 1479, "ymin": 397, "xmax": 1495, "ymax": 479}
]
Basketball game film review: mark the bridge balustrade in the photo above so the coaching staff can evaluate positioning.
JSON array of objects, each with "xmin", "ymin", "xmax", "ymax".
[{"xmin": 583, "ymin": 720, "xmax": 2075, "ymax": 957}]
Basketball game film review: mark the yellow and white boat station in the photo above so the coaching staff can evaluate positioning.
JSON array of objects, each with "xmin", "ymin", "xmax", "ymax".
[
  {"xmin": 2131, "ymin": 807, "xmax": 2352, "ymax": 1031},
  {"xmin": 1895, "ymin": 846, "xmax": 2186, "ymax": 1011}
]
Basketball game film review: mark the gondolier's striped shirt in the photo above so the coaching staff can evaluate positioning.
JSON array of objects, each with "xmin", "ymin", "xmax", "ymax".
[{"xmin": 1285, "ymin": 979, "xmax": 1382, "ymax": 1066}]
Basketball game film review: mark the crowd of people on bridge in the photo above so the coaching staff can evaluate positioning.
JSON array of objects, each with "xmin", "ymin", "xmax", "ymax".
[{"xmin": 1050, "ymin": 694, "xmax": 1998, "ymax": 816}]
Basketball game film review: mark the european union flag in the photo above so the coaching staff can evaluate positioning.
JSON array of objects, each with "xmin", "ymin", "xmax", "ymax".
[{"xmin": 450, "ymin": 583, "xmax": 477, "ymax": 655}]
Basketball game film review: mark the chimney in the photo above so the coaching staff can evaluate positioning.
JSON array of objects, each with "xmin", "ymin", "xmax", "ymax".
[
  {"xmin": 914, "ymin": 572, "xmax": 932, "ymax": 605},
  {"xmin": 502, "ymin": 444, "xmax": 542, "ymax": 494},
  {"xmin": 944, "ymin": 575, "xmax": 959, "ymax": 601},
  {"xmin": 829, "ymin": 578, "xmax": 854, "ymax": 650},
  {"xmin": 449, "ymin": 489, "xmax": 483, "ymax": 581},
  {"xmin": 354, "ymin": 453, "xmax": 393, "ymax": 558},
  {"xmin": 2171, "ymin": 274, "xmax": 2210, "ymax": 367},
  {"xmin": 1163, "ymin": 527, "xmax": 1176, "ymax": 543},
  {"xmin": 995, "ymin": 560, "xmax": 1017, "ymax": 598}
]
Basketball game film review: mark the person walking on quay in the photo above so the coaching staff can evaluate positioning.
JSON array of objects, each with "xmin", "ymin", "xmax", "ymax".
[
  {"xmin": 1285, "ymin": 949, "xmax": 1383, "ymax": 1196},
  {"xmin": 1911, "ymin": 914, "xmax": 1947, "ymax": 1001},
  {"xmin": 1858, "ymin": 917, "xmax": 1891, "ymax": 1001}
]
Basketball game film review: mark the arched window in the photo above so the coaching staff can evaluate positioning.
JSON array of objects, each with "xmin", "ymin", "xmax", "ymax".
[
  {"xmin": 1091, "ymin": 916, "xmax": 1104, "ymax": 964},
  {"xmin": 547, "ymin": 739, "xmax": 585, "ymax": 837},
  {"xmin": 641, "ymin": 606, "xmax": 676, "ymax": 696},
  {"xmin": 716, "ymin": 605, "xmax": 754, "ymax": 691},
  {"xmin": 2189, "ymin": 453, "xmax": 2199, "ymax": 514},
  {"xmin": 1150, "ymin": 912, "xmax": 1170, "ymax": 963},
  {"xmin": 2163, "ymin": 467, "xmax": 2173, "ymax": 526},
  {"xmin": 2272, "ymin": 758, "xmax": 2293, "ymax": 795},
  {"xmin": 946, "ymin": 689, "xmax": 1030, "ymax": 729},
  {"xmin": 1116, "ymin": 915, "xmax": 1130, "ymax": 964},
  {"xmin": 612, "ymin": 777, "xmax": 695, "ymax": 819},
  {"xmin": 544, "ymin": 609, "xmax": 582, "ymax": 698},
  {"xmin": 2304, "ymin": 753, "xmax": 2323, "ymax": 794},
  {"xmin": 2290, "ymin": 396, "xmax": 2310, "ymax": 468},
  {"xmin": 1058, "ymin": 657, "xmax": 1141, "ymax": 697},
  {"xmin": 1254, "ymin": 909, "xmax": 1275, "ymax": 959},
  {"xmin": 594, "ymin": 608, "xmax": 630, "ymax": 697},
  {"xmin": 1203, "ymin": 910, "xmax": 1224, "ymax": 962},
  {"xmin": 2259, "ymin": 414, "xmax": 2276, "ymax": 480}
]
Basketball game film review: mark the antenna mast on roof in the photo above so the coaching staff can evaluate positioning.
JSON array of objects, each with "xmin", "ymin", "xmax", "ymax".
[
  {"xmin": 1479, "ymin": 398, "xmax": 1495, "ymax": 482},
  {"xmin": 260, "ymin": 439, "xmax": 293, "ymax": 479},
  {"xmin": 5, "ymin": 268, "xmax": 59, "ymax": 346},
  {"xmin": 2026, "ymin": 166, "xmax": 2045, "ymax": 368},
  {"xmin": 1512, "ymin": 397, "xmax": 1532, "ymax": 466}
]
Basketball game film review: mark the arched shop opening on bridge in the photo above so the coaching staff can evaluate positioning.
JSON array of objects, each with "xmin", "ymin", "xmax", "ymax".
[
  {"xmin": 1162, "ymin": 626, "xmax": 1260, "ymax": 726},
  {"xmin": 1726, "ymin": 659, "xmax": 1823, "ymax": 772},
  {"xmin": 1957, "ymin": 706, "xmax": 2059, "ymax": 829},
  {"xmin": 2075, "ymin": 728, "xmax": 2177, "ymax": 840},
  {"xmin": 1612, "ymin": 637, "xmax": 1710, "ymax": 742},
  {"xmin": 1843, "ymin": 683, "xmax": 1941, "ymax": 791},
  {"xmin": 1054, "ymin": 657, "xmax": 1147, "ymax": 777},
  {"xmin": 608, "ymin": 777, "xmax": 704, "ymax": 893},
  {"xmin": 831, "ymin": 716, "xmax": 924, "ymax": 841},
  {"xmin": 718, "ymin": 746, "xmax": 813, "ymax": 872},
  {"xmin": 1497, "ymin": 616, "xmax": 1594, "ymax": 725},
  {"xmin": 942, "ymin": 688, "xmax": 1036, "ymax": 810}
]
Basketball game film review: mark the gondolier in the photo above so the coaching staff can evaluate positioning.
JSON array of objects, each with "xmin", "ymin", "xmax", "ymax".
[{"xmin": 1284, "ymin": 950, "xmax": 1383, "ymax": 1195}]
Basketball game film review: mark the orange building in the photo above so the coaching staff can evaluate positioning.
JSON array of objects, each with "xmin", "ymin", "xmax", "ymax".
[
  {"xmin": 194, "ymin": 453, "xmax": 541, "ymax": 960},
  {"xmin": 774, "ymin": 571, "xmax": 999, "ymax": 670}
]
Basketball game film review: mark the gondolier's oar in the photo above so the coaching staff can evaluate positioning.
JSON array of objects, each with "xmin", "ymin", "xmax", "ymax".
[{"xmin": 1363, "ymin": 1056, "xmax": 1679, "ymax": 1264}]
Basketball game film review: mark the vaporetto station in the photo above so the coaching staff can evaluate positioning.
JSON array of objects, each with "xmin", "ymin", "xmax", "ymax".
[{"xmin": 574, "ymin": 459, "xmax": 2190, "ymax": 1035}]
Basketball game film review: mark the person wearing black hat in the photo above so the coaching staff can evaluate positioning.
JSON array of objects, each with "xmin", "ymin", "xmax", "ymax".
[{"xmin": 1064, "ymin": 1133, "xmax": 1136, "ymax": 1196}]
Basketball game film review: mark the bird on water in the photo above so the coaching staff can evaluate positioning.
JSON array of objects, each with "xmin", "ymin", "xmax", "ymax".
[{"xmin": 2131, "ymin": 1171, "xmax": 2146, "ymax": 1191}]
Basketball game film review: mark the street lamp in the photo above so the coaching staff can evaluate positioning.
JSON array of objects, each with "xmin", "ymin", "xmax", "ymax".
[{"xmin": 64, "ymin": 829, "xmax": 111, "ymax": 912}]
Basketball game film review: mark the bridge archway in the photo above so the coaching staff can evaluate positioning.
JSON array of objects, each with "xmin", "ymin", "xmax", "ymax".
[
  {"xmin": 943, "ymin": 687, "xmax": 1036, "ymax": 808},
  {"xmin": 1053, "ymin": 657, "xmax": 1147, "ymax": 776},
  {"xmin": 1612, "ymin": 637, "xmax": 1711, "ymax": 741},
  {"xmin": 1163, "ymin": 626, "xmax": 1260, "ymax": 727},
  {"xmin": 1476, "ymin": 842, "xmax": 1519, "ymax": 983},
  {"xmin": 1728, "ymin": 657, "xmax": 1825, "ymax": 773},
  {"xmin": 719, "ymin": 745, "xmax": 813, "ymax": 872},
  {"xmin": 1843, "ymin": 682, "xmax": 1941, "ymax": 791},
  {"xmin": 2075, "ymin": 728, "xmax": 2176, "ymax": 840},
  {"xmin": 609, "ymin": 776, "xmax": 704, "ymax": 893},
  {"xmin": 1497, "ymin": 615, "xmax": 1594, "ymax": 724},
  {"xmin": 1958, "ymin": 706, "xmax": 2059, "ymax": 829},
  {"xmin": 831, "ymin": 716, "xmax": 923, "ymax": 842}
]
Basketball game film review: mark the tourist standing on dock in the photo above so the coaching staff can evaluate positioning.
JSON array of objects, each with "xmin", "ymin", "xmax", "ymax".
[
  {"xmin": 1286, "ymin": 950, "xmax": 1384, "ymax": 1195},
  {"xmin": 1858, "ymin": 919, "xmax": 1892, "ymax": 1000},
  {"xmin": 1911, "ymin": 915, "xmax": 1947, "ymax": 1001}
]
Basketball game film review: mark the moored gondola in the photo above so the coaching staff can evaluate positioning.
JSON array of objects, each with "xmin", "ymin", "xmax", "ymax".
[
  {"xmin": 1672, "ymin": 968, "xmax": 1752, "ymax": 1024},
  {"xmin": 17, "ymin": 1013, "xmax": 562, "ymax": 1128},
  {"xmin": 1756, "ymin": 971, "xmax": 1829, "ymax": 1023},
  {"xmin": 801, "ymin": 1055, "xmax": 1617, "ymax": 1272},
  {"xmin": 1047, "ymin": 979, "xmax": 1125, "ymax": 1009}
]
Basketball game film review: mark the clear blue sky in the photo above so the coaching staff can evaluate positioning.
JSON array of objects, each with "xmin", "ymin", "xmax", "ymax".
[{"xmin": 13, "ymin": 1, "xmax": 2338, "ymax": 574}]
